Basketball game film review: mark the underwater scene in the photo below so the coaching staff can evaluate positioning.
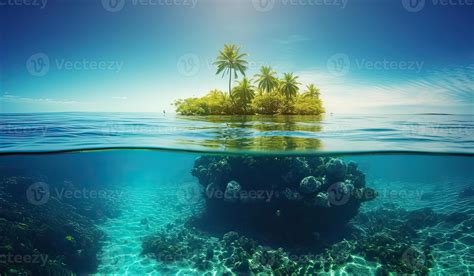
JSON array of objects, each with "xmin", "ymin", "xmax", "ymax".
[
  {"xmin": 0, "ymin": 113, "xmax": 473, "ymax": 275},
  {"xmin": 2, "ymin": 0, "xmax": 473, "ymax": 275}
]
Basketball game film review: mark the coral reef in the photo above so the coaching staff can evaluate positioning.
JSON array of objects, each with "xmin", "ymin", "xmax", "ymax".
[
  {"xmin": 0, "ymin": 176, "xmax": 119, "ymax": 274},
  {"xmin": 143, "ymin": 201, "xmax": 469, "ymax": 275},
  {"xmin": 190, "ymin": 156, "xmax": 377, "ymax": 246},
  {"xmin": 142, "ymin": 203, "xmax": 471, "ymax": 274}
]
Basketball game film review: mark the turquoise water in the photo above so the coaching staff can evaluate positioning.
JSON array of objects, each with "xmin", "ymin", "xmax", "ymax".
[
  {"xmin": 0, "ymin": 113, "xmax": 473, "ymax": 275},
  {"xmin": 1, "ymin": 113, "xmax": 473, "ymax": 154}
]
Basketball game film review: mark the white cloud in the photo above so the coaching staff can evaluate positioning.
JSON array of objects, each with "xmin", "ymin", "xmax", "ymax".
[
  {"xmin": 295, "ymin": 65, "xmax": 474, "ymax": 114},
  {"xmin": 0, "ymin": 94, "xmax": 93, "ymax": 105}
]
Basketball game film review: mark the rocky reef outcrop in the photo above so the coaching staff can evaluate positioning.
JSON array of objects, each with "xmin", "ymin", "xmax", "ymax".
[
  {"xmin": 142, "ymin": 203, "xmax": 471, "ymax": 274},
  {"xmin": 0, "ymin": 176, "xmax": 121, "ymax": 275},
  {"xmin": 190, "ymin": 156, "xmax": 377, "ymax": 246}
]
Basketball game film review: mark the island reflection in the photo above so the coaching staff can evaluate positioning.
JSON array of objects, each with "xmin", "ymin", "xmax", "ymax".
[{"xmin": 175, "ymin": 115, "xmax": 324, "ymax": 152}]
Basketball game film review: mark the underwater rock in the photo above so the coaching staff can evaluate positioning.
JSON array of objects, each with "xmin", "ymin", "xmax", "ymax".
[
  {"xmin": 0, "ymin": 177, "xmax": 105, "ymax": 275},
  {"xmin": 406, "ymin": 208, "xmax": 440, "ymax": 229},
  {"xmin": 190, "ymin": 156, "xmax": 376, "ymax": 246},
  {"xmin": 299, "ymin": 176, "xmax": 322, "ymax": 194},
  {"xmin": 314, "ymin": 192, "xmax": 330, "ymax": 207},
  {"xmin": 0, "ymin": 177, "xmax": 118, "ymax": 275},
  {"xmin": 283, "ymin": 188, "xmax": 302, "ymax": 201},
  {"xmin": 445, "ymin": 212, "xmax": 469, "ymax": 225},
  {"xmin": 458, "ymin": 186, "xmax": 474, "ymax": 198},
  {"xmin": 325, "ymin": 158, "xmax": 347, "ymax": 182},
  {"xmin": 347, "ymin": 206, "xmax": 443, "ymax": 274},
  {"xmin": 143, "ymin": 203, "xmax": 446, "ymax": 275},
  {"xmin": 142, "ymin": 224, "xmax": 219, "ymax": 272},
  {"xmin": 224, "ymin": 180, "xmax": 241, "ymax": 203},
  {"xmin": 327, "ymin": 180, "xmax": 354, "ymax": 206}
]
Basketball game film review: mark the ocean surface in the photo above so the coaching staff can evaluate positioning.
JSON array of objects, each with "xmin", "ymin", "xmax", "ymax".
[
  {"xmin": 0, "ymin": 113, "xmax": 473, "ymax": 275},
  {"xmin": 1, "ymin": 112, "xmax": 473, "ymax": 154}
]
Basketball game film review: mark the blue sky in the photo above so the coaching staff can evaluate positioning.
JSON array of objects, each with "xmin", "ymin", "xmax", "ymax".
[{"xmin": 0, "ymin": 0, "xmax": 473, "ymax": 113}]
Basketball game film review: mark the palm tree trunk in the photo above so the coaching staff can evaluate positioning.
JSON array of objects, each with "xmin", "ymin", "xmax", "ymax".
[{"xmin": 229, "ymin": 69, "xmax": 232, "ymax": 99}]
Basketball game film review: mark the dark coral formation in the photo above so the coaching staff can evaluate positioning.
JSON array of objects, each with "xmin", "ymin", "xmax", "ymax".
[
  {"xmin": 0, "ymin": 177, "xmax": 120, "ymax": 275},
  {"xmin": 459, "ymin": 186, "xmax": 474, "ymax": 198},
  {"xmin": 350, "ymin": 207, "xmax": 437, "ymax": 274},
  {"xmin": 139, "ymin": 156, "xmax": 473, "ymax": 274},
  {"xmin": 141, "ymin": 223, "xmax": 323, "ymax": 274},
  {"xmin": 190, "ymin": 156, "xmax": 377, "ymax": 246},
  {"xmin": 142, "ymin": 204, "xmax": 472, "ymax": 274}
]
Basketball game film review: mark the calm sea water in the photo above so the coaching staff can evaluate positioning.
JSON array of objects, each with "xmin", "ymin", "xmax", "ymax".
[
  {"xmin": 1, "ymin": 112, "xmax": 473, "ymax": 154},
  {"xmin": 0, "ymin": 113, "xmax": 473, "ymax": 275}
]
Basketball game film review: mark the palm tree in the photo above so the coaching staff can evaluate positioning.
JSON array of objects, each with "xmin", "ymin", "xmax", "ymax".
[
  {"xmin": 214, "ymin": 44, "xmax": 248, "ymax": 99},
  {"xmin": 255, "ymin": 66, "xmax": 279, "ymax": 94},
  {"xmin": 232, "ymin": 77, "xmax": 255, "ymax": 112},
  {"xmin": 279, "ymin": 73, "xmax": 300, "ymax": 101},
  {"xmin": 303, "ymin": 84, "xmax": 320, "ymax": 98}
]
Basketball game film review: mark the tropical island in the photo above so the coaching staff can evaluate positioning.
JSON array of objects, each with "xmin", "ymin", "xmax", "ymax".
[{"xmin": 174, "ymin": 44, "xmax": 325, "ymax": 115}]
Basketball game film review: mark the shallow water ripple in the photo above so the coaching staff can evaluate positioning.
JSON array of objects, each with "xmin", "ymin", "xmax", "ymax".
[{"xmin": 1, "ymin": 113, "xmax": 473, "ymax": 154}]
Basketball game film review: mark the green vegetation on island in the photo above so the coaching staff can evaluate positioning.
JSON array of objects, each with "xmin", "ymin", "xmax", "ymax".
[{"xmin": 174, "ymin": 44, "xmax": 325, "ymax": 115}]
